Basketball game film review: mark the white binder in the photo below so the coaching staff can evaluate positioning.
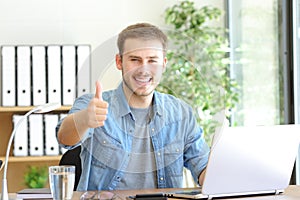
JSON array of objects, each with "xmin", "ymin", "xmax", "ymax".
[
  {"xmin": 29, "ymin": 114, "xmax": 44, "ymax": 156},
  {"xmin": 17, "ymin": 46, "xmax": 31, "ymax": 106},
  {"xmin": 62, "ymin": 45, "xmax": 76, "ymax": 105},
  {"xmin": 32, "ymin": 46, "xmax": 46, "ymax": 106},
  {"xmin": 44, "ymin": 114, "xmax": 59, "ymax": 155},
  {"xmin": 47, "ymin": 46, "xmax": 62, "ymax": 104},
  {"xmin": 0, "ymin": 46, "xmax": 16, "ymax": 106},
  {"xmin": 77, "ymin": 45, "xmax": 91, "ymax": 97},
  {"xmin": 13, "ymin": 115, "xmax": 28, "ymax": 156}
]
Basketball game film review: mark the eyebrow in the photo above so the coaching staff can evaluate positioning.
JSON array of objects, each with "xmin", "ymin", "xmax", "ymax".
[{"xmin": 127, "ymin": 55, "xmax": 160, "ymax": 59}]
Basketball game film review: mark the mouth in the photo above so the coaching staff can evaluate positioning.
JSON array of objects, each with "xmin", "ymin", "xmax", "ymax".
[{"xmin": 134, "ymin": 76, "xmax": 152, "ymax": 86}]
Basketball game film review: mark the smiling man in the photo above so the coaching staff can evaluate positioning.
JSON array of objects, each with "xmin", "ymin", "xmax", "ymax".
[
  {"xmin": 56, "ymin": 23, "xmax": 210, "ymax": 191},
  {"xmin": 117, "ymin": 38, "xmax": 167, "ymax": 107}
]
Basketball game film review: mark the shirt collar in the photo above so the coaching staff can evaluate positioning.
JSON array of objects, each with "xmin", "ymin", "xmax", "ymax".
[
  {"xmin": 113, "ymin": 83, "xmax": 131, "ymax": 118},
  {"xmin": 152, "ymin": 91, "xmax": 163, "ymax": 117},
  {"xmin": 113, "ymin": 82, "xmax": 163, "ymax": 118}
]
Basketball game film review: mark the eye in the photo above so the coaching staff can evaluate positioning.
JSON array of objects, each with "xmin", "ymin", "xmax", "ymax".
[
  {"xmin": 149, "ymin": 59, "xmax": 158, "ymax": 63},
  {"xmin": 130, "ymin": 58, "xmax": 140, "ymax": 62}
]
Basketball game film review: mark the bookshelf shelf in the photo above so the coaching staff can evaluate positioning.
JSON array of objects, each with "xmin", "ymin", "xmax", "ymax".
[
  {"xmin": 0, "ymin": 106, "xmax": 71, "ymax": 112},
  {"xmin": 0, "ymin": 155, "xmax": 62, "ymax": 163},
  {"xmin": 0, "ymin": 106, "xmax": 69, "ymax": 192}
]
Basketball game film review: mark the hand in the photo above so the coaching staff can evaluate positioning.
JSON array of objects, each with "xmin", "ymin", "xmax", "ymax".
[{"xmin": 86, "ymin": 81, "xmax": 109, "ymax": 128}]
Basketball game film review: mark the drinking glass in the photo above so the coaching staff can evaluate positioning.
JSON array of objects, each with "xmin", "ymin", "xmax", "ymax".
[{"xmin": 49, "ymin": 165, "xmax": 75, "ymax": 200}]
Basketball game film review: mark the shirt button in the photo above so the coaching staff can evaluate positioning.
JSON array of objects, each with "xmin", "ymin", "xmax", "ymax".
[
  {"xmin": 160, "ymin": 177, "xmax": 164, "ymax": 181},
  {"xmin": 103, "ymin": 140, "xmax": 106, "ymax": 144},
  {"xmin": 152, "ymin": 128, "xmax": 155, "ymax": 132},
  {"xmin": 176, "ymin": 149, "xmax": 180, "ymax": 152},
  {"xmin": 157, "ymin": 152, "xmax": 161, "ymax": 156}
]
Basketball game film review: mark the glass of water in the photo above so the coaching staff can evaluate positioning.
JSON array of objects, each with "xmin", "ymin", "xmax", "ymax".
[{"xmin": 49, "ymin": 165, "xmax": 75, "ymax": 200}]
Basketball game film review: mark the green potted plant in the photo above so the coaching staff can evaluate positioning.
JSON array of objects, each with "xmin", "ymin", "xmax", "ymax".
[
  {"xmin": 24, "ymin": 165, "xmax": 48, "ymax": 188},
  {"xmin": 158, "ymin": 0, "xmax": 239, "ymax": 145}
]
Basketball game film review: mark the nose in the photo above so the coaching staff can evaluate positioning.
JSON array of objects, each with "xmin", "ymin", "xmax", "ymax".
[
  {"xmin": 140, "ymin": 59, "xmax": 149, "ymax": 67},
  {"xmin": 136, "ymin": 64, "xmax": 152, "ymax": 74}
]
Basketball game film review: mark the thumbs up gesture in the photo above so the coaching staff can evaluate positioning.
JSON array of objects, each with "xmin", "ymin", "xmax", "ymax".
[
  {"xmin": 94, "ymin": 80, "xmax": 103, "ymax": 101},
  {"xmin": 86, "ymin": 81, "xmax": 109, "ymax": 128}
]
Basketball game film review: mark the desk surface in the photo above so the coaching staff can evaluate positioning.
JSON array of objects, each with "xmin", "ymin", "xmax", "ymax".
[{"xmin": 9, "ymin": 185, "xmax": 300, "ymax": 200}]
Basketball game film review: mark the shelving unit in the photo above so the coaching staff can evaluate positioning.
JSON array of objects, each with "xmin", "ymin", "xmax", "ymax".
[{"xmin": 0, "ymin": 106, "xmax": 70, "ymax": 192}]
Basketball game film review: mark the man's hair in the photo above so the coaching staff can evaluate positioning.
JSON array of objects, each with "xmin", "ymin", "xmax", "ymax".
[{"xmin": 117, "ymin": 22, "xmax": 168, "ymax": 55}]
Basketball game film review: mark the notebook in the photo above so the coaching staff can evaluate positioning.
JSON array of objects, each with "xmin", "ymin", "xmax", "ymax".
[
  {"xmin": 16, "ymin": 188, "xmax": 52, "ymax": 199},
  {"xmin": 170, "ymin": 124, "xmax": 300, "ymax": 199}
]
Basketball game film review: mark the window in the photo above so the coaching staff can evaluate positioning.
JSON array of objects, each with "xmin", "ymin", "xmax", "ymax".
[
  {"xmin": 292, "ymin": 0, "xmax": 300, "ymax": 184},
  {"xmin": 227, "ymin": 0, "xmax": 283, "ymax": 126},
  {"xmin": 227, "ymin": 0, "xmax": 300, "ymax": 184}
]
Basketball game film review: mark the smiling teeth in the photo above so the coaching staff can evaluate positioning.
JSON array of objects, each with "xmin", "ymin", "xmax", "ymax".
[{"xmin": 136, "ymin": 77, "xmax": 151, "ymax": 82}]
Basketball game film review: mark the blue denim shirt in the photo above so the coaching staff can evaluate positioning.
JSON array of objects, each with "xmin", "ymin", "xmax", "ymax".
[{"xmin": 57, "ymin": 83, "xmax": 210, "ymax": 191}]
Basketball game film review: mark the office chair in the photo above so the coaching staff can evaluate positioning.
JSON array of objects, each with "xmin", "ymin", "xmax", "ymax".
[{"xmin": 59, "ymin": 146, "xmax": 82, "ymax": 191}]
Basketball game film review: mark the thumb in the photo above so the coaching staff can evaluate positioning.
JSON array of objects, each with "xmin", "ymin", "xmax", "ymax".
[{"xmin": 95, "ymin": 81, "xmax": 103, "ymax": 100}]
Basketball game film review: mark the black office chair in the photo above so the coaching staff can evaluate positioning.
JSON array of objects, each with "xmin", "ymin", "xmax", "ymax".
[{"xmin": 59, "ymin": 146, "xmax": 82, "ymax": 191}]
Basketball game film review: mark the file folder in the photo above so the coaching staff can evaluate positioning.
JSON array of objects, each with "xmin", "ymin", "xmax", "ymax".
[
  {"xmin": 62, "ymin": 45, "xmax": 76, "ymax": 105},
  {"xmin": 29, "ymin": 114, "xmax": 44, "ymax": 156},
  {"xmin": 47, "ymin": 46, "xmax": 62, "ymax": 104},
  {"xmin": 44, "ymin": 114, "xmax": 59, "ymax": 155},
  {"xmin": 0, "ymin": 46, "xmax": 16, "ymax": 106},
  {"xmin": 77, "ymin": 45, "xmax": 91, "ymax": 97},
  {"xmin": 13, "ymin": 115, "xmax": 29, "ymax": 156},
  {"xmin": 17, "ymin": 46, "xmax": 31, "ymax": 106},
  {"xmin": 32, "ymin": 46, "xmax": 46, "ymax": 106}
]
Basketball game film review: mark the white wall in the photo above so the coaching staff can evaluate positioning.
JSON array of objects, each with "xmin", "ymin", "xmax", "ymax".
[{"xmin": 0, "ymin": 0, "xmax": 223, "ymax": 91}]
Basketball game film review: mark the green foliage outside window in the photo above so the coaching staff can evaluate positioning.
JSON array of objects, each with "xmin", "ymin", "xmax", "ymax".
[{"xmin": 157, "ymin": 0, "xmax": 240, "ymax": 144}]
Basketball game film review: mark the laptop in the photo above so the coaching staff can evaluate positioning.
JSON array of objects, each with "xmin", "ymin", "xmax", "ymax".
[{"xmin": 169, "ymin": 124, "xmax": 300, "ymax": 199}]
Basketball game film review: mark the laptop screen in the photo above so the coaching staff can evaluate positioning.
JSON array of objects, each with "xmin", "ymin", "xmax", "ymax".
[{"xmin": 202, "ymin": 125, "xmax": 300, "ymax": 197}]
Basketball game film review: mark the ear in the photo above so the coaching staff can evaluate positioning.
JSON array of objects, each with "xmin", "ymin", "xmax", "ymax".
[
  {"xmin": 162, "ymin": 56, "xmax": 168, "ymax": 72},
  {"xmin": 115, "ymin": 54, "xmax": 122, "ymax": 70}
]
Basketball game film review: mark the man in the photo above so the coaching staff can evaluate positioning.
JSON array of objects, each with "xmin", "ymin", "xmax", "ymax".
[{"xmin": 57, "ymin": 22, "xmax": 210, "ymax": 191}]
